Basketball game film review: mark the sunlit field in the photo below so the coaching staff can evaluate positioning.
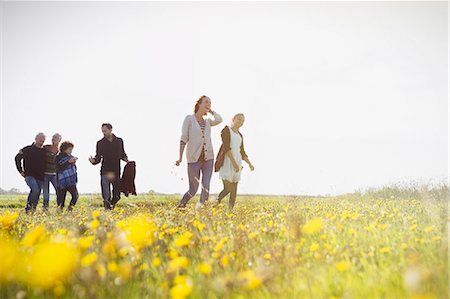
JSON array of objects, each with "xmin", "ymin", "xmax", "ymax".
[{"xmin": 0, "ymin": 186, "xmax": 448, "ymax": 299}]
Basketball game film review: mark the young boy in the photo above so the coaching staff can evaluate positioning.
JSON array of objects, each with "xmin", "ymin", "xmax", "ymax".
[{"xmin": 55, "ymin": 141, "xmax": 79, "ymax": 211}]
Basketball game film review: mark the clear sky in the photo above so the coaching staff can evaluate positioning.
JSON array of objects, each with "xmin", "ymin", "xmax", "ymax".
[{"xmin": 0, "ymin": 1, "xmax": 448, "ymax": 195}]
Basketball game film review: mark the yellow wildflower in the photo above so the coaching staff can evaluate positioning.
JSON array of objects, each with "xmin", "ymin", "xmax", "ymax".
[
  {"xmin": 167, "ymin": 256, "xmax": 189, "ymax": 273},
  {"xmin": 0, "ymin": 212, "xmax": 19, "ymax": 230},
  {"xmin": 220, "ymin": 254, "xmax": 229, "ymax": 267},
  {"xmin": 238, "ymin": 270, "xmax": 262, "ymax": 290},
  {"xmin": 0, "ymin": 238, "xmax": 19, "ymax": 283},
  {"xmin": 310, "ymin": 243, "xmax": 319, "ymax": 252},
  {"xmin": 174, "ymin": 231, "xmax": 193, "ymax": 247},
  {"xmin": 198, "ymin": 263, "xmax": 212, "ymax": 275},
  {"xmin": 380, "ymin": 247, "xmax": 390, "ymax": 253},
  {"xmin": 152, "ymin": 257, "xmax": 162, "ymax": 267},
  {"xmin": 301, "ymin": 218, "xmax": 324, "ymax": 235},
  {"xmin": 25, "ymin": 240, "xmax": 79, "ymax": 289},
  {"xmin": 21, "ymin": 225, "xmax": 46, "ymax": 247},
  {"xmin": 81, "ymin": 252, "xmax": 98, "ymax": 267},
  {"xmin": 92, "ymin": 210, "xmax": 101, "ymax": 219},
  {"xmin": 170, "ymin": 275, "xmax": 193, "ymax": 299},
  {"xmin": 335, "ymin": 261, "xmax": 349, "ymax": 272},
  {"xmin": 78, "ymin": 236, "xmax": 95, "ymax": 250},
  {"xmin": 89, "ymin": 219, "xmax": 100, "ymax": 230}
]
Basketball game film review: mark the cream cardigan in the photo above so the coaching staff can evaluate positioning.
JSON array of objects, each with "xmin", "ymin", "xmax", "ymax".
[{"xmin": 180, "ymin": 112, "xmax": 223, "ymax": 163}]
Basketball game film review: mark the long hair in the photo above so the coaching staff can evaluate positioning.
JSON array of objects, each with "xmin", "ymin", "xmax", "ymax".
[{"xmin": 194, "ymin": 95, "xmax": 208, "ymax": 113}]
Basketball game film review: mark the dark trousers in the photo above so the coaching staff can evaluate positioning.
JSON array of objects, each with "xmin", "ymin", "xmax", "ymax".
[
  {"xmin": 101, "ymin": 174, "xmax": 121, "ymax": 210},
  {"xmin": 217, "ymin": 179, "xmax": 239, "ymax": 209},
  {"xmin": 57, "ymin": 185, "xmax": 79, "ymax": 209},
  {"xmin": 43, "ymin": 174, "xmax": 57, "ymax": 209}
]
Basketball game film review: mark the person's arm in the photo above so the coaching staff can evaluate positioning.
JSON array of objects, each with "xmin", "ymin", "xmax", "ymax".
[
  {"xmin": 239, "ymin": 134, "xmax": 249, "ymax": 160},
  {"xmin": 15, "ymin": 148, "xmax": 25, "ymax": 177},
  {"xmin": 120, "ymin": 139, "xmax": 129, "ymax": 163},
  {"xmin": 176, "ymin": 116, "xmax": 190, "ymax": 166},
  {"xmin": 240, "ymin": 134, "xmax": 254, "ymax": 171},
  {"xmin": 226, "ymin": 150, "xmax": 240, "ymax": 172},
  {"xmin": 176, "ymin": 142, "xmax": 186, "ymax": 166},
  {"xmin": 243, "ymin": 157, "xmax": 254, "ymax": 171},
  {"xmin": 221, "ymin": 126, "xmax": 231, "ymax": 153},
  {"xmin": 209, "ymin": 111, "xmax": 223, "ymax": 127},
  {"xmin": 89, "ymin": 141, "xmax": 102, "ymax": 165},
  {"xmin": 56, "ymin": 156, "xmax": 72, "ymax": 172}
]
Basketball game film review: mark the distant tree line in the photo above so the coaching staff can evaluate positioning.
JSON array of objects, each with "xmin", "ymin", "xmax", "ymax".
[{"xmin": 0, "ymin": 187, "xmax": 23, "ymax": 194}]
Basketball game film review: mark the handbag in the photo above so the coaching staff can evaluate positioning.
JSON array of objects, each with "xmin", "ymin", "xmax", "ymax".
[{"xmin": 214, "ymin": 144, "xmax": 225, "ymax": 172}]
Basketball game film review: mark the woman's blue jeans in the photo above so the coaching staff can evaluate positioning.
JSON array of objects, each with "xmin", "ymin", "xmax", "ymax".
[
  {"xmin": 178, "ymin": 159, "xmax": 213, "ymax": 207},
  {"xmin": 43, "ymin": 174, "xmax": 57, "ymax": 209}
]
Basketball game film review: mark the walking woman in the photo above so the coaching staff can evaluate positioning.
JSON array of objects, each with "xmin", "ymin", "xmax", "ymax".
[
  {"xmin": 175, "ymin": 95, "xmax": 223, "ymax": 208},
  {"xmin": 215, "ymin": 113, "xmax": 254, "ymax": 209}
]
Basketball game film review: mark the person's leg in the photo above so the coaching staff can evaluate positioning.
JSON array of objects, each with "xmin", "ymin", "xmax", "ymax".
[
  {"xmin": 217, "ymin": 180, "xmax": 231, "ymax": 203},
  {"xmin": 228, "ymin": 182, "xmax": 238, "ymax": 210},
  {"xmin": 199, "ymin": 159, "xmax": 214, "ymax": 204},
  {"xmin": 49, "ymin": 174, "xmax": 57, "ymax": 208},
  {"xmin": 178, "ymin": 162, "xmax": 201, "ymax": 208},
  {"xmin": 43, "ymin": 174, "xmax": 50, "ymax": 210},
  {"xmin": 111, "ymin": 176, "xmax": 121, "ymax": 208},
  {"xmin": 32, "ymin": 180, "xmax": 44, "ymax": 210},
  {"xmin": 56, "ymin": 187, "xmax": 62, "ymax": 207},
  {"xmin": 57, "ymin": 188, "xmax": 68, "ymax": 210},
  {"xmin": 25, "ymin": 176, "xmax": 40, "ymax": 212},
  {"xmin": 67, "ymin": 186, "xmax": 79, "ymax": 210},
  {"xmin": 101, "ymin": 175, "xmax": 112, "ymax": 210}
]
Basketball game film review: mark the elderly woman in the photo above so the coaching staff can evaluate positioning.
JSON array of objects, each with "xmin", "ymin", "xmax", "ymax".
[{"xmin": 43, "ymin": 133, "xmax": 62, "ymax": 210}]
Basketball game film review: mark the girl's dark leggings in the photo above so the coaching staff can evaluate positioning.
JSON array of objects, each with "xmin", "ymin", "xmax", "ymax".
[
  {"xmin": 217, "ymin": 180, "xmax": 238, "ymax": 209},
  {"xmin": 57, "ymin": 185, "xmax": 79, "ymax": 209}
]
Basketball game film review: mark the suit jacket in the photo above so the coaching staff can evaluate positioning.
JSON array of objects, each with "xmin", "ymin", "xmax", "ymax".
[{"xmin": 121, "ymin": 161, "xmax": 136, "ymax": 196}]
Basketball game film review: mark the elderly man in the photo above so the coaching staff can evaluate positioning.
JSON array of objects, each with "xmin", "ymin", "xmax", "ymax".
[
  {"xmin": 15, "ymin": 133, "xmax": 47, "ymax": 212},
  {"xmin": 42, "ymin": 133, "xmax": 62, "ymax": 210}
]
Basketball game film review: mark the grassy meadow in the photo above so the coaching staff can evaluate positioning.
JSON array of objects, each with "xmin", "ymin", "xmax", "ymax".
[{"xmin": 0, "ymin": 185, "xmax": 448, "ymax": 299}]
